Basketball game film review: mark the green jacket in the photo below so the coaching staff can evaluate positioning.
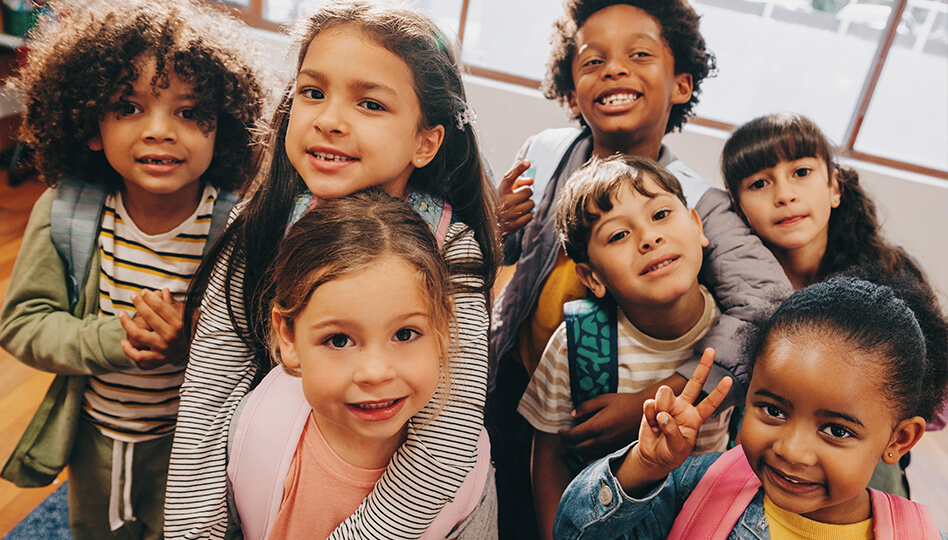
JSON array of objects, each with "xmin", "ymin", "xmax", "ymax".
[{"xmin": 0, "ymin": 188, "xmax": 136, "ymax": 487}]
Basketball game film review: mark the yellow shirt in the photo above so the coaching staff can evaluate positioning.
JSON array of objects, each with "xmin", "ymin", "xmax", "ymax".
[
  {"xmin": 514, "ymin": 248, "xmax": 588, "ymax": 376},
  {"xmin": 764, "ymin": 494, "xmax": 873, "ymax": 540}
]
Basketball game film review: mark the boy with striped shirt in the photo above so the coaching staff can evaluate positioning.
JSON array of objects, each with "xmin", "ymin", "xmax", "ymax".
[{"xmin": 518, "ymin": 155, "xmax": 732, "ymax": 539}]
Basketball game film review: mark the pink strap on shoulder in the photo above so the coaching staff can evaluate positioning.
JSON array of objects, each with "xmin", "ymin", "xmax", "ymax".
[
  {"xmin": 869, "ymin": 488, "xmax": 941, "ymax": 540},
  {"xmin": 667, "ymin": 445, "xmax": 761, "ymax": 540},
  {"xmin": 434, "ymin": 201, "xmax": 452, "ymax": 248}
]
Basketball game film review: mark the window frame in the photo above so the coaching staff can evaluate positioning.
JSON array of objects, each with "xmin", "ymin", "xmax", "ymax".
[{"xmin": 213, "ymin": 0, "xmax": 948, "ymax": 180}]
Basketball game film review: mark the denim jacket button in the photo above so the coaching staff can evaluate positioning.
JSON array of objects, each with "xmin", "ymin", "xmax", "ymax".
[{"xmin": 598, "ymin": 485, "xmax": 613, "ymax": 506}]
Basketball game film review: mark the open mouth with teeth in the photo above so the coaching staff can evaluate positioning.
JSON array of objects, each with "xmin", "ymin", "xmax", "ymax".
[
  {"xmin": 138, "ymin": 157, "xmax": 182, "ymax": 165},
  {"xmin": 310, "ymin": 151, "xmax": 357, "ymax": 162},
  {"xmin": 641, "ymin": 256, "xmax": 678, "ymax": 275},
  {"xmin": 597, "ymin": 92, "xmax": 641, "ymax": 106},
  {"xmin": 353, "ymin": 399, "xmax": 400, "ymax": 410},
  {"xmin": 765, "ymin": 464, "xmax": 823, "ymax": 494}
]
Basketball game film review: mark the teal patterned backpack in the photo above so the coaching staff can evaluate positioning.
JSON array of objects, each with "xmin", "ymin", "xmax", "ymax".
[{"xmin": 563, "ymin": 297, "xmax": 619, "ymax": 472}]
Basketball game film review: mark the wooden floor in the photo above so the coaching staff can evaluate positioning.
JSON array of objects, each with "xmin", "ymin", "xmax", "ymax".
[{"xmin": 0, "ymin": 177, "xmax": 946, "ymax": 535}]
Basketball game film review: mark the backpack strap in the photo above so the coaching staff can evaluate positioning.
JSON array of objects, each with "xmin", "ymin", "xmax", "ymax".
[
  {"xmin": 228, "ymin": 368, "xmax": 311, "ymax": 540},
  {"xmin": 204, "ymin": 189, "xmax": 238, "ymax": 257},
  {"xmin": 869, "ymin": 488, "xmax": 941, "ymax": 540},
  {"xmin": 523, "ymin": 127, "xmax": 587, "ymax": 211},
  {"xmin": 50, "ymin": 176, "xmax": 109, "ymax": 311},
  {"xmin": 667, "ymin": 445, "xmax": 761, "ymax": 540},
  {"xmin": 289, "ymin": 190, "xmax": 454, "ymax": 246},
  {"xmin": 665, "ymin": 159, "xmax": 711, "ymax": 210},
  {"xmin": 564, "ymin": 298, "xmax": 619, "ymax": 407}
]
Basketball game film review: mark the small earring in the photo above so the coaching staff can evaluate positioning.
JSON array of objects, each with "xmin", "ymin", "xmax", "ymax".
[{"xmin": 888, "ymin": 452, "xmax": 894, "ymax": 458}]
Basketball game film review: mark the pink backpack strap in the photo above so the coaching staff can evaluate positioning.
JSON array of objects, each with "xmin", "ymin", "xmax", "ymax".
[
  {"xmin": 420, "ymin": 428, "xmax": 491, "ymax": 540},
  {"xmin": 667, "ymin": 445, "xmax": 761, "ymax": 540},
  {"xmin": 228, "ymin": 369, "xmax": 311, "ymax": 540},
  {"xmin": 869, "ymin": 488, "xmax": 941, "ymax": 540}
]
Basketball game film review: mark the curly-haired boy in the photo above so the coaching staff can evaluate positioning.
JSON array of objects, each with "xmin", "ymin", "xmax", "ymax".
[
  {"xmin": 0, "ymin": 1, "xmax": 266, "ymax": 537},
  {"xmin": 489, "ymin": 1, "xmax": 791, "ymax": 537}
]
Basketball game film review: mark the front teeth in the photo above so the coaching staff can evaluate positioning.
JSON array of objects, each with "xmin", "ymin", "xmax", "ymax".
[
  {"xmin": 313, "ymin": 151, "xmax": 355, "ymax": 162},
  {"xmin": 141, "ymin": 158, "xmax": 179, "ymax": 164},
  {"xmin": 356, "ymin": 399, "xmax": 397, "ymax": 410},
  {"xmin": 646, "ymin": 259, "xmax": 674, "ymax": 273},
  {"xmin": 600, "ymin": 93, "xmax": 639, "ymax": 106}
]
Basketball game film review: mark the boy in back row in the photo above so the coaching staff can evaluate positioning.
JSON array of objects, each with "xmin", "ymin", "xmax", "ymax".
[
  {"xmin": 489, "ymin": 0, "xmax": 791, "ymax": 536},
  {"xmin": 518, "ymin": 155, "xmax": 733, "ymax": 537}
]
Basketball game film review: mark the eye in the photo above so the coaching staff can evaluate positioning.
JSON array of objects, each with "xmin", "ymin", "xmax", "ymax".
[
  {"xmin": 820, "ymin": 424, "xmax": 854, "ymax": 439},
  {"xmin": 394, "ymin": 328, "xmax": 419, "ymax": 342},
  {"xmin": 114, "ymin": 101, "xmax": 141, "ymax": 117},
  {"xmin": 747, "ymin": 179, "xmax": 767, "ymax": 191},
  {"xmin": 299, "ymin": 87, "xmax": 324, "ymax": 100},
  {"xmin": 607, "ymin": 230, "xmax": 628, "ymax": 244},
  {"xmin": 792, "ymin": 167, "xmax": 812, "ymax": 178},
  {"xmin": 652, "ymin": 209, "xmax": 670, "ymax": 221},
  {"xmin": 324, "ymin": 334, "xmax": 352, "ymax": 349},
  {"xmin": 177, "ymin": 108, "xmax": 196, "ymax": 120},
  {"xmin": 581, "ymin": 57, "xmax": 603, "ymax": 68},
  {"xmin": 630, "ymin": 51, "xmax": 651, "ymax": 59},
  {"xmin": 759, "ymin": 403, "xmax": 786, "ymax": 420},
  {"xmin": 360, "ymin": 100, "xmax": 385, "ymax": 112}
]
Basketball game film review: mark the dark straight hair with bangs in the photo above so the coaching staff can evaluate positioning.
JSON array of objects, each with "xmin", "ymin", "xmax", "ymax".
[{"xmin": 721, "ymin": 112, "xmax": 924, "ymax": 283}]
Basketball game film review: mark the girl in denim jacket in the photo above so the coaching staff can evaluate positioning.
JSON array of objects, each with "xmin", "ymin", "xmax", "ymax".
[{"xmin": 555, "ymin": 274, "xmax": 947, "ymax": 539}]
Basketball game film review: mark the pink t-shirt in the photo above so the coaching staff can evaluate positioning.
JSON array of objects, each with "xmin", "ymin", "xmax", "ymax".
[{"xmin": 267, "ymin": 415, "xmax": 386, "ymax": 539}]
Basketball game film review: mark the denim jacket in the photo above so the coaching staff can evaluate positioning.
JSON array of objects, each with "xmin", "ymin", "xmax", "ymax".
[{"xmin": 554, "ymin": 445, "xmax": 948, "ymax": 540}]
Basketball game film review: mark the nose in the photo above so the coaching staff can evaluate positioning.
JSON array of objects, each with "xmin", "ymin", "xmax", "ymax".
[
  {"xmin": 773, "ymin": 179, "xmax": 798, "ymax": 206},
  {"xmin": 142, "ymin": 111, "xmax": 176, "ymax": 142},
  {"xmin": 602, "ymin": 56, "xmax": 629, "ymax": 80},
  {"xmin": 772, "ymin": 424, "xmax": 817, "ymax": 467},
  {"xmin": 639, "ymin": 230, "xmax": 664, "ymax": 253},
  {"xmin": 353, "ymin": 347, "xmax": 397, "ymax": 386},
  {"xmin": 311, "ymin": 99, "xmax": 347, "ymax": 135}
]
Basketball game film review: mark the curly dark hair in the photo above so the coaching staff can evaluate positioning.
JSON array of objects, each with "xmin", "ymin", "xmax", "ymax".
[
  {"xmin": 744, "ymin": 273, "xmax": 947, "ymax": 424},
  {"xmin": 543, "ymin": 0, "xmax": 716, "ymax": 133},
  {"xmin": 14, "ymin": 0, "xmax": 267, "ymax": 191},
  {"xmin": 721, "ymin": 113, "xmax": 923, "ymax": 282}
]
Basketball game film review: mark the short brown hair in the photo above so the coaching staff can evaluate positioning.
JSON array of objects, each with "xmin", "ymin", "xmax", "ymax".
[{"xmin": 556, "ymin": 155, "xmax": 685, "ymax": 263}]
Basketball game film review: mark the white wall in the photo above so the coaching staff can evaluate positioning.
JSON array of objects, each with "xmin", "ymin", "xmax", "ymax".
[{"xmin": 463, "ymin": 75, "xmax": 948, "ymax": 302}]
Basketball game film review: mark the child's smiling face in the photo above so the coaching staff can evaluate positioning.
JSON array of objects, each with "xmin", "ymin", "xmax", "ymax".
[
  {"xmin": 273, "ymin": 254, "xmax": 443, "ymax": 468},
  {"xmin": 90, "ymin": 57, "xmax": 215, "ymax": 204},
  {"xmin": 285, "ymin": 25, "xmax": 444, "ymax": 200},
  {"xmin": 567, "ymin": 4, "xmax": 692, "ymax": 158},
  {"xmin": 740, "ymin": 329, "xmax": 915, "ymax": 524}
]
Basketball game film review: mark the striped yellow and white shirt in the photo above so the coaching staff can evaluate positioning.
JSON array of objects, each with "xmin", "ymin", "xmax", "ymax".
[
  {"xmin": 519, "ymin": 285, "xmax": 732, "ymax": 455},
  {"xmin": 83, "ymin": 184, "xmax": 218, "ymax": 443}
]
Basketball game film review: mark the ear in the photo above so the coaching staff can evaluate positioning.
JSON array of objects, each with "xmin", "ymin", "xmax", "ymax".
[
  {"xmin": 272, "ymin": 309, "xmax": 301, "ymax": 370},
  {"xmin": 829, "ymin": 168, "xmax": 842, "ymax": 209},
  {"xmin": 412, "ymin": 124, "xmax": 445, "ymax": 168},
  {"xmin": 575, "ymin": 262, "xmax": 608, "ymax": 299},
  {"xmin": 670, "ymin": 73, "xmax": 693, "ymax": 106},
  {"xmin": 88, "ymin": 136, "xmax": 103, "ymax": 152},
  {"xmin": 881, "ymin": 416, "xmax": 926, "ymax": 465},
  {"xmin": 567, "ymin": 90, "xmax": 581, "ymax": 118},
  {"xmin": 690, "ymin": 208, "xmax": 709, "ymax": 248}
]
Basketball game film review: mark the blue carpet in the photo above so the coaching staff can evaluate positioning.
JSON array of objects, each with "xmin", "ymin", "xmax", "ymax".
[{"xmin": 3, "ymin": 483, "xmax": 71, "ymax": 540}]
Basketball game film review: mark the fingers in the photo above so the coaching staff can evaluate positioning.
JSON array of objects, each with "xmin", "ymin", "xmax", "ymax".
[
  {"xmin": 680, "ymin": 348, "xmax": 715, "ymax": 405},
  {"xmin": 694, "ymin": 376, "xmax": 733, "ymax": 421},
  {"xmin": 131, "ymin": 290, "xmax": 184, "ymax": 340},
  {"xmin": 571, "ymin": 394, "xmax": 607, "ymax": 419},
  {"xmin": 498, "ymin": 160, "xmax": 531, "ymax": 194},
  {"xmin": 498, "ymin": 161, "xmax": 535, "ymax": 237},
  {"xmin": 121, "ymin": 339, "xmax": 166, "ymax": 370},
  {"xmin": 654, "ymin": 410, "xmax": 691, "ymax": 456}
]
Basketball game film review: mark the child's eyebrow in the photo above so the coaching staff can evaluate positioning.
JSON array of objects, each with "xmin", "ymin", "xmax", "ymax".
[
  {"xmin": 816, "ymin": 409, "xmax": 864, "ymax": 427},
  {"xmin": 296, "ymin": 69, "xmax": 398, "ymax": 98},
  {"xmin": 578, "ymin": 32, "xmax": 662, "ymax": 53},
  {"xmin": 753, "ymin": 389, "xmax": 790, "ymax": 407}
]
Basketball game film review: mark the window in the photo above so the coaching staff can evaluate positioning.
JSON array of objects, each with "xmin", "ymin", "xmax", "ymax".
[{"xmin": 214, "ymin": 0, "xmax": 948, "ymax": 177}]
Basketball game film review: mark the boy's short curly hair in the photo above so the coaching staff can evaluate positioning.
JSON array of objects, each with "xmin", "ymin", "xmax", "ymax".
[
  {"xmin": 14, "ymin": 0, "xmax": 267, "ymax": 191},
  {"xmin": 555, "ymin": 154, "xmax": 685, "ymax": 263},
  {"xmin": 543, "ymin": 0, "xmax": 716, "ymax": 133}
]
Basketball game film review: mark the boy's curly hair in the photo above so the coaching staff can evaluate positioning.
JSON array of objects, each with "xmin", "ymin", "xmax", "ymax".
[
  {"xmin": 13, "ymin": 0, "xmax": 267, "ymax": 191},
  {"xmin": 544, "ymin": 0, "xmax": 716, "ymax": 133}
]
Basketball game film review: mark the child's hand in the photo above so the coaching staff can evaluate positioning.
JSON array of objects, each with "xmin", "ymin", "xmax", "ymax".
[
  {"xmin": 636, "ymin": 349, "xmax": 732, "ymax": 474},
  {"xmin": 497, "ymin": 160, "xmax": 535, "ymax": 238},
  {"xmin": 118, "ymin": 289, "xmax": 188, "ymax": 370},
  {"xmin": 558, "ymin": 393, "xmax": 646, "ymax": 460}
]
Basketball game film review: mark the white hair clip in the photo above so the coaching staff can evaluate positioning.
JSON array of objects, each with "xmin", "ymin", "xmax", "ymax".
[{"xmin": 456, "ymin": 106, "xmax": 477, "ymax": 130}]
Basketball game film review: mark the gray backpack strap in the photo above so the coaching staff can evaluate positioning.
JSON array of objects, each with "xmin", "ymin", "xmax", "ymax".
[
  {"xmin": 204, "ymin": 189, "xmax": 238, "ymax": 257},
  {"xmin": 522, "ymin": 127, "xmax": 587, "ymax": 210},
  {"xmin": 50, "ymin": 176, "xmax": 108, "ymax": 311}
]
